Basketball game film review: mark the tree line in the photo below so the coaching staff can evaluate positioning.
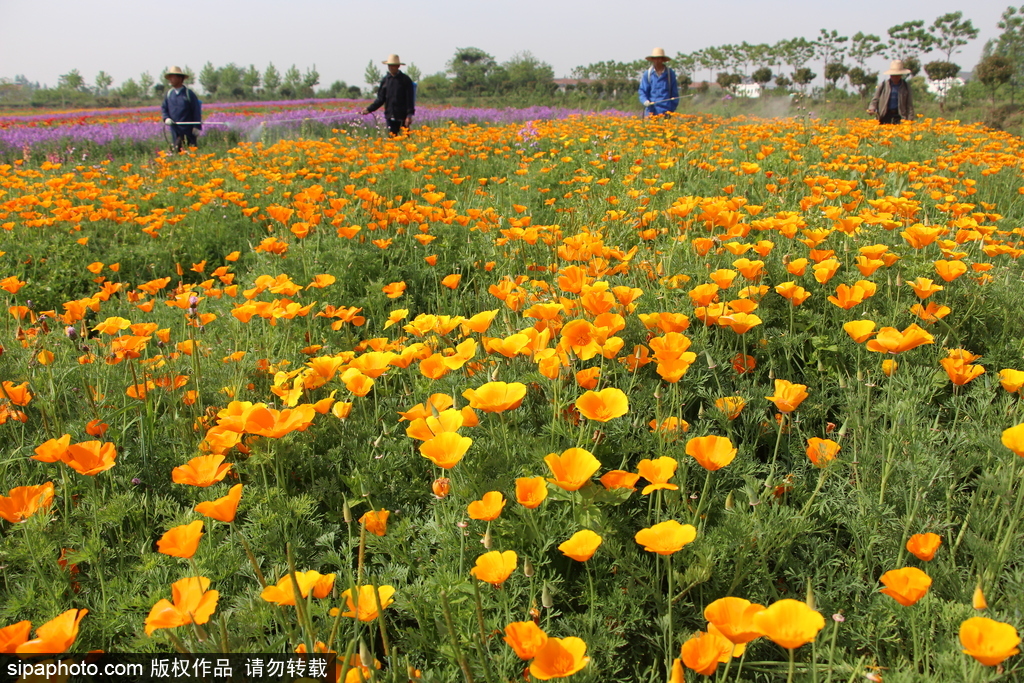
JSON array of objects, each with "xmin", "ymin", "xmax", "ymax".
[{"xmin": 4, "ymin": 8, "xmax": 1024, "ymax": 107}]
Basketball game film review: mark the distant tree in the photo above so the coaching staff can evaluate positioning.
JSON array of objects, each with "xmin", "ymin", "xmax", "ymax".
[
  {"xmin": 887, "ymin": 20, "xmax": 934, "ymax": 63},
  {"xmin": 792, "ymin": 67, "xmax": 817, "ymax": 91},
  {"xmin": 847, "ymin": 66, "xmax": 878, "ymax": 97},
  {"xmin": 774, "ymin": 74, "xmax": 792, "ymax": 89},
  {"xmin": 571, "ymin": 60, "xmax": 645, "ymax": 81},
  {"xmin": 903, "ymin": 56, "xmax": 922, "ymax": 77},
  {"xmin": 987, "ymin": 6, "xmax": 1024, "ymax": 103},
  {"xmin": 302, "ymin": 65, "xmax": 320, "ymax": 95},
  {"xmin": 716, "ymin": 72, "xmax": 742, "ymax": 91},
  {"xmin": 199, "ymin": 62, "xmax": 220, "ymax": 96},
  {"xmin": 849, "ymin": 32, "xmax": 885, "ymax": 66},
  {"xmin": 218, "ymin": 64, "xmax": 243, "ymax": 99},
  {"xmin": 364, "ymin": 60, "xmax": 383, "ymax": 91},
  {"xmin": 282, "ymin": 65, "xmax": 302, "ymax": 98},
  {"xmin": 817, "ymin": 29, "xmax": 848, "ymax": 89},
  {"xmin": 924, "ymin": 61, "xmax": 961, "ymax": 81},
  {"xmin": 263, "ymin": 63, "xmax": 281, "ymax": 96},
  {"xmin": 752, "ymin": 67, "xmax": 773, "ymax": 86},
  {"xmin": 448, "ymin": 47, "xmax": 497, "ymax": 94},
  {"xmin": 976, "ymin": 54, "xmax": 1014, "ymax": 103},
  {"xmin": 242, "ymin": 65, "xmax": 261, "ymax": 96},
  {"xmin": 501, "ymin": 51, "xmax": 555, "ymax": 93},
  {"xmin": 824, "ymin": 62, "xmax": 849, "ymax": 89},
  {"xmin": 780, "ymin": 37, "xmax": 818, "ymax": 70},
  {"xmin": 117, "ymin": 77, "xmax": 142, "ymax": 101},
  {"xmin": 929, "ymin": 11, "xmax": 979, "ymax": 63},
  {"xmin": 138, "ymin": 71, "xmax": 155, "ymax": 98},
  {"xmin": 58, "ymin": 69, "xmax": 86, "ymax": 91},
  {"xmin": 418, "ymin": 72, "xmax": 452, "ymax": 98},
  {"xmin": 406, "ymin": 63, "xmax": 422, "ymax": 82},
  {"xmin": 677, "ymin": 72, "xmax": 693, "ymax": 91},
  {"xmin": 95, "ymin": 71, "xmax": 113, "ymax": 95}
]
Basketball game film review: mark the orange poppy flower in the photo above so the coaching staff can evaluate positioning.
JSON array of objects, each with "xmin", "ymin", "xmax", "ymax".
[
  {"xmin": 261, "ymin": 571, "xmax": 336, "ymax": 606},
  {"xmin": 33, "ymin": 434, "xmax": 71, "ymax": 463},
  {"xmin": 558, "ymin": 529, "xmax": 602, "ymax": 562},
  {"xmin": 194, "ymin": 484, "xmax": 243, "ymax": 523},
  {"xmin": 529, "ymin": 637, "xmax": 590, "ymax": 680},
  {"xmin": 575, "ymin": 387, "xmax": 629, "ymax": 422},
  {"xmin": 1003, "ymin": 423, "xmax": 1024, "ymax": 457},
  {"xmin": 973, "ymin": 585, "xmax": 988, "ymax": 610},
  {"xmin": 752, "ymin": 599, "xmax": 825, "ymax": 650},
  {"xmin": 0, "ymin": 482, "xmax": 55, "ymax": 524},
  {"xmin": 882, "ymin": 359, "xmax": 899, "ymax": 377},
  {"xmin": 441, "ymin": 274, "xmax": 462, "ymax": 289},
  {"xmin": 338, "ymin": 585, "xmax": 395, "ymax": 621},
  {"xmin": 405, "ymin": 409, "xmax": 464, "ymax": 441},
  {"xmin": 360, "ymin": 509, "xmax": 390, "ymax": 536},
  {"xmin": 462, "ymin": 381, "xmax": 527, "ymax": 413},
  {"xmin": 156, "ymin": 520, "xmax": 204, "ymax": 559},
  {"xmin": 906, "ymin": 533, "xmax": 941, "ymax": 561},
  {"xmin": 172, "ymin": 454, "xmax": 233, "ymax": 487},
  {"xmin": 575, "ymin": 367, "xmax": 600, "ymax": 390},
  {"xmin": 940, "ymin": 357, "xmax": 986, "ymax": 386},
  {"xmin": 382, "ymin": 281, "xmax": 407, "ymax": 298},
  {"xmin": 865, "ymin": 324, "xmax": 935, "ymax": 354},
  {"xmin": 515, "ymin": 477, "xmax": 548, "ymax": 509},
  {"xmin": 934, "ymin": 259, "xmax": 968, "ymax": 282},
  {"xmin": 634, "ymin": 520, "xmax": 697, "ymax": 555},
  {"xmin": 63, "ymin": 440, "xmax": 117, "ymax": 476},
  {"xmin": 686, "ymin": 435, "xmax": 737, "ymax": 471},
  {"xmin": 704, "ymin": 597, "xmax": 765, "ymax": 644},
  {"xmin": 1, "ymin": 381, "xmax": 32, "ymax": 406},
  {"xmin": 765, "ymin": 380, "xmax": 809, "ymax": 413},
  {"xmin": 419, "ymin": 432, "xmax": 473, "ymax": 469},
  {"xmin": 806, "ymin": 438, "xmax": 840, "ymax": 468},
  {"xmin": 0, "ymin": 621, "xmax": 31, "ymax": 652},
  {"xmin": 467, "ymin": 491, "xmax": 506, "ymax": 521},
  {"xmin": 959, "ymin": 617, "xmax": 1020, "ymax": 666},
  {"xmin": 681, "ymin": 631, "xmax": 733, "ymax": 676},
  {"xmin": 599, "ymin": 470, "xmax": 640, "ymax": 491},
  {"xmin": 714, "ymin": 397, "xmax": 746, "ymax": 420},
  {"xmin": 843, "ymin": 320, "xmax": 876, "ymax": 344},
  {"xmin": 470, "ymin": 550, "xmax": 517, "ymax": 586},
  {"xmin": 544, "ymin": 448, "xmax": 601, "ymax": 491},
  {"xmin": 15, "ymin": 609, "xmax": 88, "ymax": 654},
  {"xmin": 998, "ymin": 369, "xmax": 1024, "ymax": 394},
  {"xmin": 636, "ymin": 456, "xmax": 679, "ymax": 494},
  {"xmin": 144, "ymin": 576, "xmax": 219, "ymax": 635},
  {"xmin": 504, "ymin": 621, "xmax": 548, "ymax": 660},
  {"xmin": 879, "ymin": 567, "xmax": 932, "ymax": 606}
]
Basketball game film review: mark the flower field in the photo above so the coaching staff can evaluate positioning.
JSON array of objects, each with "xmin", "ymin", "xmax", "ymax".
[
  {"xmin": 0, "ymin": 100, "xmax": 626, "ymax": 158},
  {"xmin": 1, "ymin": 111, "xmax": 1023, "ymax": 681}
]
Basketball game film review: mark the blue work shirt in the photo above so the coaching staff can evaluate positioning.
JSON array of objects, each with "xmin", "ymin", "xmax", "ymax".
[
  {"xmin": 887, "ymin": 82, "xmax": 900, "ymax": 112},
  {"xmin": 161, "ymin": 87, "xmax": 202, "ymax": 131},
  {"xmin": 638, "ymin": 66, "xmax": 679, "ymax": 115}
]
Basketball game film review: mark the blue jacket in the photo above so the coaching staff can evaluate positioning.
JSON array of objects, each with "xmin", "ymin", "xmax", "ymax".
[
  {"xmin": 161, "ymin": 87, "xmax": 202, "ymax": 131},
  {"xmin": 638, "ymin": 66, "xmax": 679, "ymax": 115}
]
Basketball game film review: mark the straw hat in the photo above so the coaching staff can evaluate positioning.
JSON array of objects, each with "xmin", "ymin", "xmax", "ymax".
[
  {"xmin": 382, "ymin": 54, "xmax": 405, "ymax": 66},
  {"xmin": 164, "ymin": 66, "xmax": 189, "ymax": 79},
  {"xmin": 646, "ymin": 48, "xmax": 671, "ymax": 62},
  {"xmin": 883, "ymin": 60, "xmax": 911, "ymax": 76}
]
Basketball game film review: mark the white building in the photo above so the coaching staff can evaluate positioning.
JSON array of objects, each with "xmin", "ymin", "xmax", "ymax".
[
  {"xmin": 926, "ymin": 78, "xmax": 965, "ymax": 97},
  {"xmin": 733, "ymin": 83, "xmax": 763, "ymax": 98}
]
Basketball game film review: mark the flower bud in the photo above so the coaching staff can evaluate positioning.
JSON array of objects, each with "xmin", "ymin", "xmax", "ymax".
[
  {"xmin": 523, "ymin": 558, "xmax": 535, "ymax": 578},
  {"xmin": 342, "ymin": 501, "xmax": 352, "ymax": 524},
  {"xmin": 541, "ymin": 583, "xmax": 553, "ymax": 609},
  {"xmin": 65, "ymin": 326, "xmax": 78, "ymax": 340},
  {"xmin": 432, "ymin": 477, "xmax": 450, "ymax": 498}
]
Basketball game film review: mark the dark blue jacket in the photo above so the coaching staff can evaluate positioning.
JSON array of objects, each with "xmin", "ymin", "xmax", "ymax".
[{"xmin": 162, "ymin": 87, "xmax": 202, "ymax": 131}]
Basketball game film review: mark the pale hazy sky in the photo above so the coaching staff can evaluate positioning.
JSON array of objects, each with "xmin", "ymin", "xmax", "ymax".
[{"xmin": 0, "ymin": 0, "xmax": 1006, "ymax": 91}]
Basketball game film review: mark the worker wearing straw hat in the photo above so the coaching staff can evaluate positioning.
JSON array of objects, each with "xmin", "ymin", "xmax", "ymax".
[
  {"xmin": 868, "ymin": 60, "xmax": 916, "ymax": 125},
  {"xmin": 161, "ymin": 66, "xmax": 203, "ymax": 151},
  {"xmin": 638, "ymin": 48, "xmax": 679, "ymax": 116},
  {"xmin": 362, "ymin": 54, "xmax": 416, "ymax": 135}
]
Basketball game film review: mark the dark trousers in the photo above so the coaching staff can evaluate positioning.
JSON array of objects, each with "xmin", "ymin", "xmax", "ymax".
[
  {"xmin": 171, "ymin": 127, "xmax": 198, "ymax": 151},
  {"xmin": 386, "ymin": 118, "xmax": 408, "ymax": 136},
  {"xmin": 879, "ymin": 109, "xmax": 902, "ymax": 125}
]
